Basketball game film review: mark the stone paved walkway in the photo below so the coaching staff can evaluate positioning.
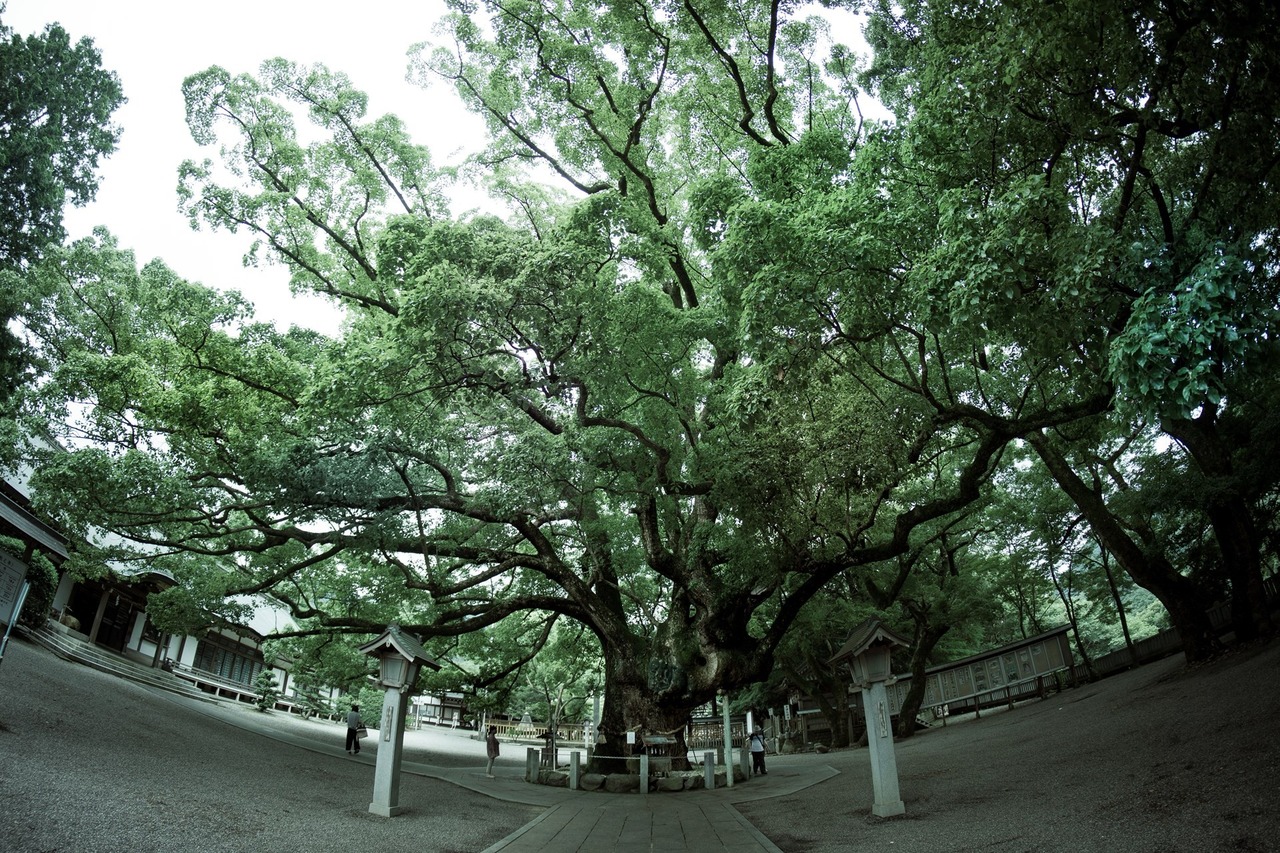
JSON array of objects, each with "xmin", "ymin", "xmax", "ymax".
[
  {"xmin": 484, "ymin": 798, "xmax": 779, "ymax": 852},
  {"xmin": 464, "ymin": 761, "xmax": 837, "ymax": 853}
]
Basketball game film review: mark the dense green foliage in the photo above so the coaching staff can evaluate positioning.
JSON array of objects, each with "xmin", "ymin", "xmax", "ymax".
[
  {"xmin": 505, "ymin": 623, "xmax": 601, "ymax": 727},
  {"xmin": 0, "ymin": 16, "xmax": 122, "ymax": 268},
  {"xmin": 10, "ymin": 0, "xmax": 1278, "ymax": 753},
  {"xmin": 253, "ymin": 668, "xmax": 280, "ymax": 712},
  {"xmin": 0, "ymin": 14, "xmax": 122, "ymax": 400},
  {"xmin": 858, "ymin": 0, "xmax": 1280, "ymax": 660}
]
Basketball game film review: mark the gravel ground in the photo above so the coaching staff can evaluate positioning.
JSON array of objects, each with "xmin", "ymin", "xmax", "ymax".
[
  {"xmin": 2, "ymin": 634, "xmax": 1277, "ymax": 853},
  {"xmin": 739, "ymin": 638, "xmax": 1280, "ymax": 853},
  {"xmin": 0, "ymin": 637, "xmax": 539, "ymax": 853}
]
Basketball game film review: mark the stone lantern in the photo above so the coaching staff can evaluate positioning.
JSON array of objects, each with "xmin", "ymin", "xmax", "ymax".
[
  {"xmin": 358, "ymin": 626, "xmax": 441, "ymax": 817},
  {"xmin": 830, "ymin": 618, "xmax": 911, "ymax": 818}
]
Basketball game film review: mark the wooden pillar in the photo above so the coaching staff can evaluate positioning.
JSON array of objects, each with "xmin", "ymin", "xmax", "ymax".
[
  {"xmin": 151, "ymin": 632, "xmax": 169, "ymax": 667},
  {"xmin": 88, "ymin": 587, "xmax": 110, "ymax": 644}
]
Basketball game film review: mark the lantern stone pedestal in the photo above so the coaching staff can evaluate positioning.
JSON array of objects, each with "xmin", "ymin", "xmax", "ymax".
[
  {"xmin": 369, "ymin": 688, "xmax": 412, "ymax": 816},
  {"xmin": 861, "ymin": 678, "xmax": 905, "ymax": 817},
  {"xmin": 358, "ymin": 626, "xmax": 440, "ymax": 818}
]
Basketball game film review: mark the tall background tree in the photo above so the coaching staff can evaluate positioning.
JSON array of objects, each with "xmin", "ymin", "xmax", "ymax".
[
  {"xmin": 860, "ymin": 0, "xmax": 1280, "ymax": 658},
  {"xmin": 0, "ymin": 12, "xmax": 122, "ymax": 401}
]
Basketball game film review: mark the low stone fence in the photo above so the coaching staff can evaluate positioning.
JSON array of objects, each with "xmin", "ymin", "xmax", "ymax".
[{"xmin": 525, "ymin": 747, "xmax": 748, "ymax": 794}]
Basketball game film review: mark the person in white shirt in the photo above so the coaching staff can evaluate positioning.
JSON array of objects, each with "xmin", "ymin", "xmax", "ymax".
[
  {"xmin": 485, "ymin": 725, "xmax": 500, "ymax": 777},
  {"xmin": 749, "ymin": 727, "xmax": 767, "ymax": 775}
]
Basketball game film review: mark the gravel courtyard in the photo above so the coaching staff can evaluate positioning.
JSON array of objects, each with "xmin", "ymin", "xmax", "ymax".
[
  {"xmin": 742, "ymin": 638, "xmax": 1280, "ymax": 853},
  {"xmin": 0, "ymin": 637, "xmax": 539, "ymax": 853},
  {"xmin": 1, "ymin": 633, "xmax": 1277, "ymax": 852}
]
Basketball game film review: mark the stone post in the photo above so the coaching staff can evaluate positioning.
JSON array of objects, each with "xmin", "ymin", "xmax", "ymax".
[
  {"xmin": 640, "ymin": 753, "xmax": 649, "ymax": 796},
  {"xmin": 570, "ymin": 750, "xmax": 581, "ymax": 790},
  {"xmin": 720, "ymin": 694, "xmax": 734, "ymax": 788},
  {"xmin": 704, "ymin": 751, "xmax": 715, "ymax": 789},
  {"xmin": 526, "ymin": 747, "xmax": 538, "ymax": 783},
  {"xmin": 369, "ymin": 688, "xmax": 411, "ymax": 817},
  {"xmin": 861, "ymin": 680, "xmax": 905, "ymax": 817}
]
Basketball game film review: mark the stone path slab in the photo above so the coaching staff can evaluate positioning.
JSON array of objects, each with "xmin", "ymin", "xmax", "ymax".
[{"xmin": 482, "ymin": 798, "xmax": 784, "ymax": 853}]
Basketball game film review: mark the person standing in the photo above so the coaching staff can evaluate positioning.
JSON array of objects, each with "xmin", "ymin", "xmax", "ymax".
[
  {"xmin": 749, "ymin": 726, "xmax": 767, "ymax": 775},
  {"xmin": 346, "ymin": 704, "xmax": 363, "ymax": 754},
  {"xmin": 485, "ymin": 725, "xmax": 500, "ymax": 777}
]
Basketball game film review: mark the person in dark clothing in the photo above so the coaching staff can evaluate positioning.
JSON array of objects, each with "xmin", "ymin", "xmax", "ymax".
[{"xmin": 345, "ymin": 704, "xmax": 363, "ymax": 754}]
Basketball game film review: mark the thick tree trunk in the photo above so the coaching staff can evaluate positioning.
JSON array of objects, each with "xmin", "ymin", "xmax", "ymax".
[
  {"xmin": 783, "ymin": 661, "xmax": 852, "ymax": 749},
  {"xmin": 1028, "ymin": 431, "xmax": 1220, "ymax": 661},
  {"xmin": 894, "ymin": 616, "xmax": 949, "ymax": 740},
  {"xmin": 1204, "ymin": 502, "xmax": 1271, "ymax": 639},
  {"xmin": 827, "ymin": 687, "xmax": 851, "ymax": 748},
  {"xmin": 593, "ymin": 676, "xmax": 696, "ymax": 772},
  {"xmin": 1161, "ymin": 413, "xmax": 1274, "ymax": 641},
  {"xmin": 587, "ymin": 599, "xmax": 778, "ymax": 774},
  {"xmin": 591, "ymin": 645, "xmax": 706, "ymax": 774}
]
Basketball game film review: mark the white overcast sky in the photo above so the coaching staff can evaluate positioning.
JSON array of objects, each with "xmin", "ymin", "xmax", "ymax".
[{"xmin": 5, "ymin": 0, "xmax": 484, "ymax": 332}]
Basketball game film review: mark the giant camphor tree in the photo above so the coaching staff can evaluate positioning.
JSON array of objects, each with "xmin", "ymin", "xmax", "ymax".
[
  {"xmin": 16, "ymin": 2, "xmax": 1048, "ymax": 769},
  {"xmin": 19, "ymin": 0, "xmax": 1277, "ymax": 769}
]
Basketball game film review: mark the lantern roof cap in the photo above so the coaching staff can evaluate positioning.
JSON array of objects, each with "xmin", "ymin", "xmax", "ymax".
[
  {"xmin": 358, "ymin": 625, "xmax": 441, "ymax": 671},
  {"xmin": 828, "ymin": 617, "xmax": 911, "ymax": 667}
]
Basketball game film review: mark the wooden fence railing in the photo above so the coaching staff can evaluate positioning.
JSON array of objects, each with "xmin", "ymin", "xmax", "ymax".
[{"xmin": 1091, "ymin": 572, "xmax": 1278, "ymax": 679}]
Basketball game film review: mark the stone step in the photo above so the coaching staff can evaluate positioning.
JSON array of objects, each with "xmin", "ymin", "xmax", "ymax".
[{"xmin": 26, "ymin": 623, "xmax": 215, "ymax": 704}]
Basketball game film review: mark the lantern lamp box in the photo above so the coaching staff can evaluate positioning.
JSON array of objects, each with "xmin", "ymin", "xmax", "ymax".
[
  {"xmin": 828, "ymin": 617, "xmax": 911, "ymax": 685},
  {"xmin": 359, "ymin": 626, "xmax": 441, "ymax": 689}
]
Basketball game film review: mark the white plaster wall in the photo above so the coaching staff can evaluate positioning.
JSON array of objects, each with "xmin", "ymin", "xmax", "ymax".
[{"xmin": 51, "ymin": 573, "xmax": 74, "ymax": 612}]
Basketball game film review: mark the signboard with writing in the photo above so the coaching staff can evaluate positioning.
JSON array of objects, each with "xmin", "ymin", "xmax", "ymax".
[
  {"xmin": 1002, "ymin": 652, "xmax": 1020, "ymax": 683},
  {"xmin": 972, "ymin": 662, "xmax": 987, "ymax": 692},
  {"xmin": 1017, "ymin": 648, "xmax": 1035, "ymax": 679},
  {"xmin": 0, "ymin": 550, "xmax": 29, "ymax": 627}
]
